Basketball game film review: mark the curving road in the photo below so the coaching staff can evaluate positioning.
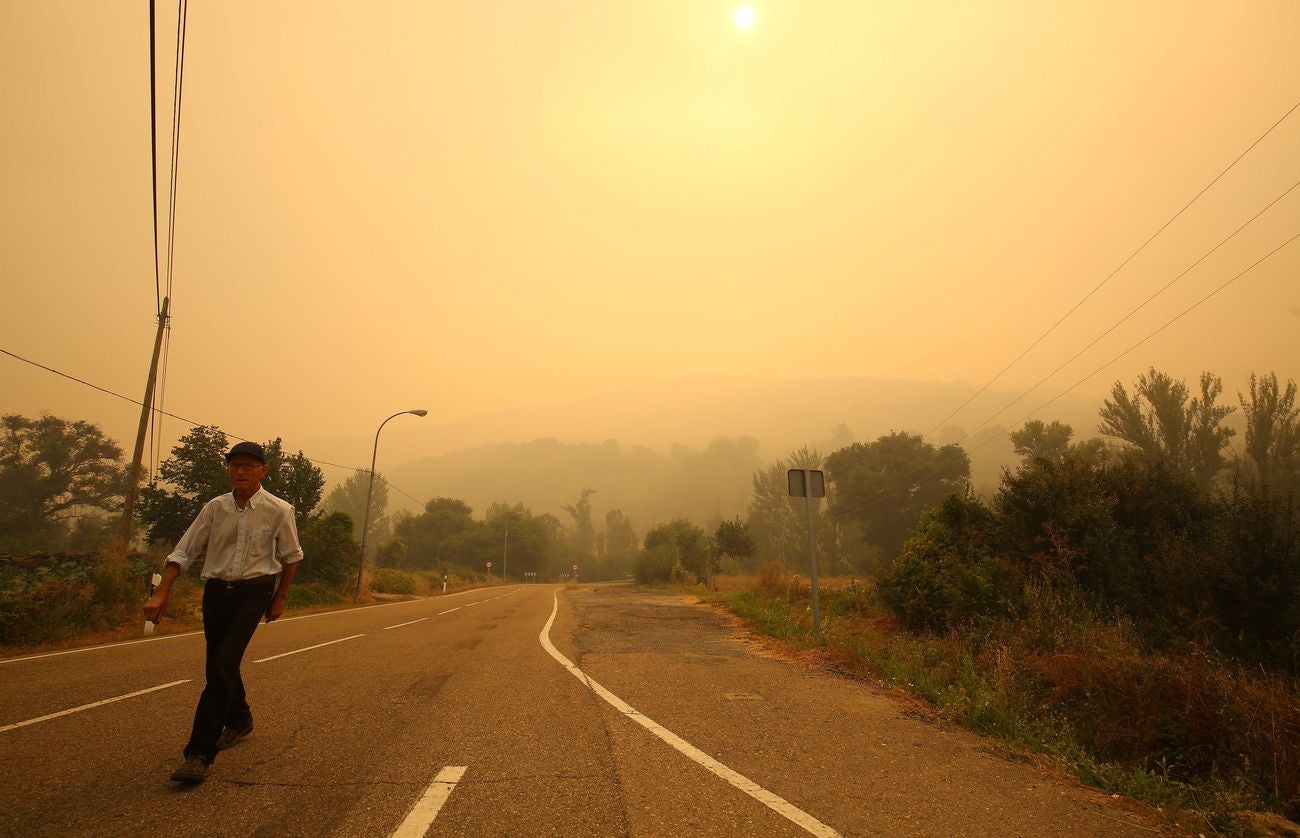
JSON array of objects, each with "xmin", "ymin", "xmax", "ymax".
[{"xmin": 0, "ymin": 584, "xmax": 1163, "ymax": 836}]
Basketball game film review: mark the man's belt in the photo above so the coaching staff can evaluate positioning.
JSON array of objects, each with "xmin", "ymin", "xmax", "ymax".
[{"xmin": 207, "ymin": 574, "xmax": 276, "ymax": 589}]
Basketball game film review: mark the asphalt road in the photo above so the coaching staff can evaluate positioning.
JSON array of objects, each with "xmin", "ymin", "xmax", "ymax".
[{"xmin": 0, "ymin": 584, "xmax": 1166, "ymax": 837}]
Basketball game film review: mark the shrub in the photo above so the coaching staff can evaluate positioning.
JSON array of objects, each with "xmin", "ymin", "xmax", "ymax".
[
  {"xmin": 285, "ymin": 583, "xmax": 343, "ymax": 609},
  {"xmin": 1210, "ymin": 485, "xmax": 1300, "ymax": 671},
  {"xmin": 370, "ymin": 568, "xmax": 415, "ymax": 595},
  {"xmin": 757, "ymin": 560, "xmax": 786, "ymax": 597},
  {"xmin": 877, "ymin": 494, "xmax": 1020, "ymax": 631},
  {"xmin": 634, "ymin": 545, "xmax": 677, "ymax": 584},
  {"xmin": 0, "ymin": 554, "xmax": 146, "ymax": 646}
]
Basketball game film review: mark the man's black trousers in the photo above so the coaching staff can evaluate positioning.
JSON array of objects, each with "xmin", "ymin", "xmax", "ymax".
[{"xmin": 184, "ymin": 576, "xmax": 276, "ymax": 762}]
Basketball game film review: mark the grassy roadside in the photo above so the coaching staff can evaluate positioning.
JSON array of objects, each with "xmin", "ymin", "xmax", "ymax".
[{"xmin": 698, "ymin": 573, "xmax": 1299, "ymax": 837}]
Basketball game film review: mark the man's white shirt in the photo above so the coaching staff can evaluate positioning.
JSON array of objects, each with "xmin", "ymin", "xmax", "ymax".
[{"xmin": 167, "ymin": 488, "xmax": 304, "ymax": 580}]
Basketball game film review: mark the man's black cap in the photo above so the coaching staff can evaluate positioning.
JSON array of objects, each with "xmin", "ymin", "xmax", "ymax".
[{"xmin": 225, "ymin": 441, "xmax": 266, "ymax": 464}]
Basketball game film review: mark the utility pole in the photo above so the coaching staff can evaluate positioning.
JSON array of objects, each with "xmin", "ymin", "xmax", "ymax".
[
  {"xmin": 502, "ymin": 526, "xmax": 509, "ymax": 581},
  {"xmin": 116, "ymin": 297, "xmax": 170, "ymax": 551}
]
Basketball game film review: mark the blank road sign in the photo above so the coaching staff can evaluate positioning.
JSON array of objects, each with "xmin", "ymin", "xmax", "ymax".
[{"xmin": 787, "ymin": 468, "xmax": 826, "ymax": 498}]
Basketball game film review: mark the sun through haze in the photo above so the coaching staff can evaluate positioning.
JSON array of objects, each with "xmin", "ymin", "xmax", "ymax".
[{"xmin": 3, "ymin": 1, "xmax": 1298, "ymax": 491}]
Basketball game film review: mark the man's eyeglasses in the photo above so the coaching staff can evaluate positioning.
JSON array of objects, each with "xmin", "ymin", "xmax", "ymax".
[{"xmin": 226, "ymin": 462, "xmax": 263, "ymax": 472}]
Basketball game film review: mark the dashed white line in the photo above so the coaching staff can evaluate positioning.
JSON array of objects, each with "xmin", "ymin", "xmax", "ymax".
[
  {"xmin": 1, "ymin": 679, "xmax": 191, "ymax": 734},
  {"xmin": 384, "ymin": 618, "xmax": 428, "ymax": 631},
  {"xmin": 254, "ymin": 634, "xmax": 364, "ymax": 663},
  {"xmin": 539, "ymin": 592, "xmax": 840, "ymax": 838},
  {"xmin": 438, "ymin": 607, "xmax": 461, "ymax": 615},
  {"xmin": 391, "ymin": 765, "xmax": 468, "ymax": 838}
]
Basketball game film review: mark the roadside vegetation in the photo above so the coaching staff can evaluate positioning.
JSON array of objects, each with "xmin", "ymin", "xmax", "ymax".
[{"xmin": 685, "ymin": 370, "xmax": 1299, "ymax": 834}]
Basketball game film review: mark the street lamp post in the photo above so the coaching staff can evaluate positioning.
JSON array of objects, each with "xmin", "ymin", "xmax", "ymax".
[{"xmin": 356, "ymin": 408, "xmax": 428, "ymax": 597}]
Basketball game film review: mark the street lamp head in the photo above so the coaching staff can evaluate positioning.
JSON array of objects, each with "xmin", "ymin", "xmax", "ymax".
[{"xmin": 409, "ymin": 409, "xmax": 429, "ymax": 417}]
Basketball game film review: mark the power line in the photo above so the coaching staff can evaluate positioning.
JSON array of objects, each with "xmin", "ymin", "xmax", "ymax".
[
  {"xmin": 968, "ymin": 227, "xmax": 1300, "ymax": 455},
  {"xmin": 923, "ymin": 97, "xmax": 1300, "ymax": 439},
  {"xmin": 0, "ymin": 347, "xmax": 428, "ymax": 498},
  {"xmin": 954, "ymin": 174, "xmax": 1300, "ymax": 445},
  {"xmin": 825, "ymin": 226, "xmax": 1300, "ymax": 520},
  {"xmin": 148, "ymin": 0, "xmax": 161, "ymax": 315},
  {"xmin": 163, "ymin": 0, "xmax": 187, "ymax": 305}
]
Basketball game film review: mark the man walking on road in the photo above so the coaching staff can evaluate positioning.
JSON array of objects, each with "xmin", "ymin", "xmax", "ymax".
[{"xmin": 142, "ymin": 441, "xmax": 304, "ymax": 785}]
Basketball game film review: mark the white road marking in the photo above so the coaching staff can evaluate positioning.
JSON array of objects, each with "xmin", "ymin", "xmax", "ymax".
[
  {"xmin": 0, "ymin": 631, "xmax": 206, "ymax": 665},
  {"xmin": 0, "ymin": 679, "xmax": 191, "ymax": 734},
  {"xmin": 254, "ymin": 634, "xmax": 364, "ymax": 663},
  {"xmin": 391, "ymin": 765, "xmax": 468, "ymax": 838},
  {"xmin": 384, "ymin": 618, "xmax": 428, "ymax": 630},
  {"xmin": 539, "ymin": 593, "xmax": 841, "ymax": 838},
  {"xmin": 0, "ymin": 586, "xmax": 525, "ymax": 666},
  {"xmin": 437, "ymin": 607, "xmax": 461, "ymax": 616}
]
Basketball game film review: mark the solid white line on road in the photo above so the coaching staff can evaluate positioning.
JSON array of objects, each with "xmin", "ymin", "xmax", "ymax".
[
  {"xmin": 384, "ymin": 618, "xmax": 428, "ymax": 631},
  {"xmin": 539, "ymin": 593, "xmax": 841, "ymax": 838},
  {"xmin": 0, "ymin": 679, "xmax": 191, "ymax": 734},
  {"xmin": 0, "ymin": 631, "xmax": 206, "ymax": 665},
  {"xmin": 437, "ymin": 607, "xmax": 461, "ymax": 616},
  {"xmin": 254, "ymin": 634, "xmax": 364, "ymax": 663},
  {"xmin": 391, "ymin": 765, "xmax": 468, "ymax": 838}
]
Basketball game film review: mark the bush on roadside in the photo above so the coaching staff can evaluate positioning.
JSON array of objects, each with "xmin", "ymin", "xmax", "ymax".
[
  {"xmin": 877, "ymin": 493, "xmax": 1020, "ymax": 632},
  {"xmin": 285, "ymin": 583, "xmax": 344, "ymax": 609},
  {"xmin": 370, "ymin": 567, "xmax": 415, "ymax": 595},
  {"xmin": 634, "ymin": 545, "xmax": 677, "ymax": 584}
]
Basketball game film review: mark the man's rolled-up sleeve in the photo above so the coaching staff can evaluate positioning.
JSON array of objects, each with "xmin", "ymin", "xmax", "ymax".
[
  {"xmin": 277, "ymin": 507, "xmax": 304, "ymax": 565},
  {"xmin": 166, "ymin": 500, "xmax": 214, "ymax": 573}
]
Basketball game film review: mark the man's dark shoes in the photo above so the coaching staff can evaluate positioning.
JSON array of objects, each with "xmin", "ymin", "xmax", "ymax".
[
  {"xmin": 169, "ymin": 756, "xmax": 210, "ymax": 784},
  {"xmin": 216, "ymin": 721, "xmax": 253, "ymax": 751}
]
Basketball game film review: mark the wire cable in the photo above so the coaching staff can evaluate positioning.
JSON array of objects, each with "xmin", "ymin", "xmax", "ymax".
[
  {"xmin": 923, "ymin": 97, "xmax": 1300, "ymax": 440},
  {"xmin": 0, "ymin": 347, "xmax": 427, "ymax": 494},
  {"xmin": 825, "ymin": 227, "xmax": 1300, "ymax": 520},
  {"xmin": 148, "ymin": 0, "xmax": 161, "ymax": 315},
  {"xmin": 967, "ymin": 227, "xmax": 1300, "ymax": 455},
  {"xmin": 164, "ymin": 0, "xmax": 187, "ymax": 305},
  {"xmin": 954, "ymin": 175, "xmax": 1300, "ymax": 445}
]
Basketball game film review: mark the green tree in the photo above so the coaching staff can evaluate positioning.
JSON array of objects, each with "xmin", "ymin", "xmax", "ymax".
[
  {"xmin": 714, "ymin": 517, "xmax": 756, "ymax": 564},
  {"xmin": 0, "ymin": 414, "xmax": 126, "ymax": 551},
  {"xmin": 485, "ymin": 502, "xmax": 553, "ymax": 579},
  {"xmin": 394, "ymin": 497, "xmax": 476, "ymax": 570},
  {"xmin": 321, "ymin": 471, "xmax": 390, "ymax": 548},
  {"xmin": 1008, "ymin": 420, "xmax": 1074, "ymax": 461},
  {"xmin": 604, "ymin": 508, "xmax": 638, "ymax": 563},
  {"xmin": 746, "ymin": 462, "xmax": 800, "ymax": 568},
  {"xmin": 562, "ymin": 488, "xmax": 597, "ymax": 557},
  {"xmin": 1098, "ymin": 368, "xmax": 1235, "ymax": 490},
  {"xmin": 137, "ymin": 425, "xmax": 230, "ymax": 544},
  {"xmin": 644, "ymin": 519, "xmax": 710, "ymax": 581},
  {"xmin": 825, "ymin": 431, "xmax": 970, "ymax": 563},
  {"xmin": 262, "ymin": 438, "xmax": 325, "ymax": 522},
  {"xmin": 296, "ymin": 511, "xmax": 360, "ymax": 588},
  {"xmin": 1237, "ymin": 372, "xmax": 1299, "ymax": 496}
]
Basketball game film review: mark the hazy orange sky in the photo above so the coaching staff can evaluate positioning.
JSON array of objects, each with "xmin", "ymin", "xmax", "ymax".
[{"xmin": 3, "ymin": 1, "xmax": 1298, "ymax": 480}]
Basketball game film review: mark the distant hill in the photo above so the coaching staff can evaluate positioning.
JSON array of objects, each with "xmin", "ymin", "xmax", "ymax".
[{"xmin": 372, "ymin": 375, "xmax": 1104, "ymax": 527}]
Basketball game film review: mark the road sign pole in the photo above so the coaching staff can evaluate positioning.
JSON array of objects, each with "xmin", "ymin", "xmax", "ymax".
[{"xmin": 803, "ymin": 469, "xmax": 822, "ymax": 642}]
